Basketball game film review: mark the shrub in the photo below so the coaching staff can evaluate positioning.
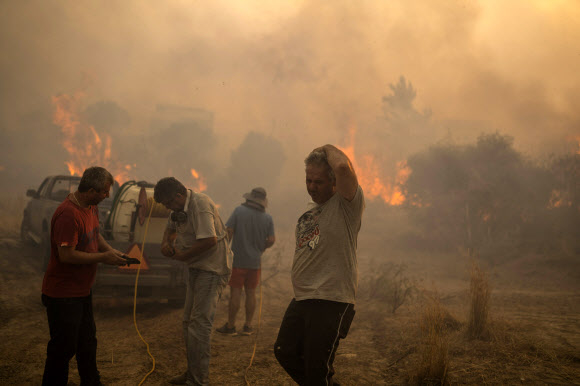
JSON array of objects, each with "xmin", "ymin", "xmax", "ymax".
[
  {"xmin": 415, "ymin": 297, "xmax": 450, "ymax": 385},
  {"xmin": 467, "ymin": 261, "xmax": 490, "ymax": 339},
  {"xmin": 367, "ymin": 262, "xmax": 417, "ymax": 313}
]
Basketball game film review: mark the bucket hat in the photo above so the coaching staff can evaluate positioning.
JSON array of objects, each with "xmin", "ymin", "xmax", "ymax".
[{"xmin": 243, "ymin": 187, "xmax": 268, "ymax": 208}]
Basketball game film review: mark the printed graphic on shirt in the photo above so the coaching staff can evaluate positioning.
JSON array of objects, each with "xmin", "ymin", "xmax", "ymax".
[
  {"xmin": 295, "ymin": 206, "xmax": 322, "ymax": 251},
  {"xmin": 78, "ymin": 227, "xmax": 99, "ymax": 247}
]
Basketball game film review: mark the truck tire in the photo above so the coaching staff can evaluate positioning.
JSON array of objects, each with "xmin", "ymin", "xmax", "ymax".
[{"xmin": 20, "ymin": 215, "xmax": 32, "ymax": 244}]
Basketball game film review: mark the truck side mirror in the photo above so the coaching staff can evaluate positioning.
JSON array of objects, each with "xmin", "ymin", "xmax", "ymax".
[{"xmin": 26, "ymin": 189, "xmax": 38, "ymax": 198}]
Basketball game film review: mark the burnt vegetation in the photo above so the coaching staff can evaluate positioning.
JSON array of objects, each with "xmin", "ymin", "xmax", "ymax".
[
  {"xmin": 1, "ymin": 73, "xmax": 579, "ymax": 384},
  {"xmin": 365, "ymin": 262, "xmax": 418, "ymax": 314},
  {"xmin": 400, "ymin": 132, "xmax": 579, "ymax": 261},
  {"xmin": 352, "ymin": 79, "xmax": 580, "ymax": 384}
]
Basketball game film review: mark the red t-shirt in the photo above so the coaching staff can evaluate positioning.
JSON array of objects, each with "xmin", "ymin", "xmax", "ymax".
[{"xmin": 41, "ymin": 197, "xmax": 100, "ymax": 297}]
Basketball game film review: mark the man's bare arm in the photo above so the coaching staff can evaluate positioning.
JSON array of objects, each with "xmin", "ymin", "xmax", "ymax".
[
  {"xmin": 226, "ymin": 227, "xmax": 234, "ymax": 242},
  {"xmin": 316, "ymin": 144, "xmax": 358, "ymax": 201},
  {"xmin": 58, "ymin": 244, "xmax": 126, "ymax": 265},
  {"xmin": 98, "ymin": 233, "xmax": 114, "ymax": 252},
  {"xmin": 265, "ymin": 235, "xmax": 275, "ymax": 249},
  {"xmin": 172, "ymin": 237, "xmax": 217, "ymax": 262},
  {"xmin": 161, "ymin": 228, "xmax": 177, "ymax": 257}
]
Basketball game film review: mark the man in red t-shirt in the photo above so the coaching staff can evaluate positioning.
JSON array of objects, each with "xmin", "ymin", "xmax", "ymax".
[{"xmin": 41, "ymin": 166, "xmax": 127, "ymax": 386}]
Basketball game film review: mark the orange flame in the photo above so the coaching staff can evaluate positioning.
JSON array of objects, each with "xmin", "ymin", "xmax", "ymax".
[
  {"xmin": 190, "ymin": 168, "xmax": 207, "ymax": 192},
  {"xmin": 565, "ymin": 135, "xmax": 580, "ymax": 155},
  {"xmin": 338, "ymin": 126, "xmax": 410, "ymax": 205},
  {"xmin": 52, "ymin": 92, "xmax": 133, "ymax": 184},
  {"xmin": 548, "ymin": 189, "xmax": 571, "ymax": 208}
]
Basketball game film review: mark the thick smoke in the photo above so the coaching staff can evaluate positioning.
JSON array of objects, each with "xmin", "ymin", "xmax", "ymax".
[{"xmin": 1, "ymin": 0, "xmax": 579, "ymax": 221}]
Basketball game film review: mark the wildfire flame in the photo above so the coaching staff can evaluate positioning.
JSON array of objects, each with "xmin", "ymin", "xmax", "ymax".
[
  {"xmin": 190, "ymin": 168, "xmax": 207, "ymax": 192},
  {"xmin": 52, "ymin": 92, "xmax": 133, "ymax": 184},
  {"xmin": 338, "ymin": 126, "xmax": 411, "ymax": 205},
  {"xmin": 548, "ymin": 136, "xmax": 580, "ymax": 209},
  {"xmin": 548, "ymin": 189, "xmax": 571, "ymax": 208}
]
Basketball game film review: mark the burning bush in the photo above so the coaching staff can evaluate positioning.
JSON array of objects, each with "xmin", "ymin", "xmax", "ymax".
[{"xmin": 401, "ymin": 132, "xmax": 573, "ymax": 260}]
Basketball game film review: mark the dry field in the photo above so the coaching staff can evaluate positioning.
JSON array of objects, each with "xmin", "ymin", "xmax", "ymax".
[{"xmin": 0, "ymin": 196, "xmax": 579, "ymax": 385}]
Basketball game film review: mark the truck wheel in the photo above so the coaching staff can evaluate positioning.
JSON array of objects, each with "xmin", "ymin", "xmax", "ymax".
[
  {"xmin": 20, "ymin": 216, "xmax": 32, "ymax": 244},
  {"xmin": 40, "ymin": 232, "xmax": 50, "ymax": 272}
]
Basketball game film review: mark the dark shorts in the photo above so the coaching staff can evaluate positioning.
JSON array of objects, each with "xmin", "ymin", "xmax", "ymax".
[{"xmin": 228, "ymin": 268, "xmax": 261, "ymax": 289}]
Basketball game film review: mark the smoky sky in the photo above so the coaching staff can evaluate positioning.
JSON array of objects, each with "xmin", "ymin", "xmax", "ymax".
[{"xmin": 1, "ymin": 0, "xmax": 579, "ymax": 200}]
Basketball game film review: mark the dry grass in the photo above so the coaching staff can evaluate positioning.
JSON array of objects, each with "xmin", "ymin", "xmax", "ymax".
[
  {"xmin": 0, "ymin": 194, "xmax": 26, "ymax": 239},
  {"xmin": 2, "ymin": 231, "xmax": 580, "ymax": 384},
  {"xmin": 446, "ymin": 316, "xmax": 580, "ymax": 384},
  {"xmin": 413, "ymin": 295, "xmax": 451, "ymax": 385},
  {"xmin": 260, "ymin": 240, "xmax": 288, "ymax": 285},
  {"xmin": 467, "ymin": 261, "xmax": 490, "ymax": 340},
  {"xmin": 365, "ymin": 262, "xmax": 417, "ymax": 314}
]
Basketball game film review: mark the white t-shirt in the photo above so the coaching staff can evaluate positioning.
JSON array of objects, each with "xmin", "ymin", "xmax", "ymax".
[
  {"xmin": 167, "ymin": 190, "xmax": 232, "ymax": 275},
  {"xmin": 291, "ymin": 186, "xmax": 365, "ymax": 304}
]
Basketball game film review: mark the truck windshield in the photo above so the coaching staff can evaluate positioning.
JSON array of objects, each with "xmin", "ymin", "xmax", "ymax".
[
  {"xmin": 49, "ymin": 177, "xmax": 118, "ymax": 206},
  {"xmin": 50, "ymin": 178, "xmax": 80, "ymax": 201}
]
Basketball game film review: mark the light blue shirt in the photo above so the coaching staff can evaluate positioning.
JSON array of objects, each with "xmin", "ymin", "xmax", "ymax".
[{"xmin": 226, "ymin": 204, "xmax": 274, "ymax": 269}]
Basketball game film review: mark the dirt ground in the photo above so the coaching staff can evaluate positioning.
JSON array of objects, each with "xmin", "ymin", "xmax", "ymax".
[{"xmin": 1, "ymin": 230, "xmax": 579, "ymax": 385}]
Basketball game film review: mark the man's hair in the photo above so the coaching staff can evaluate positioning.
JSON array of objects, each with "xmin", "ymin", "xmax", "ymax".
[
  {"xmin": 304, "ymin": 151, "xmax": 335, "ymax": 181},
  {"xmin": 78, "ymin": 166, "xmax": 114, "ymax": 193},
  {"xmin": 154, "ymin": 177, "xmax": 187, "ymax": 203}
]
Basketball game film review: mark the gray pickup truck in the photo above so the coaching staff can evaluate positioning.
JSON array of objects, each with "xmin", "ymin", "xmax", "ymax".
[
  {"xmin": 21, "ymin": 176, "xmax": 186, "ymax": 304},
  {"xmin": 21, "ymin": 175, "xmax": 114, "ymax": 269}
]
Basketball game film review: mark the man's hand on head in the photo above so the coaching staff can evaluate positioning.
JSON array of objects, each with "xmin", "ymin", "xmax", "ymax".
[{"xmin": 311, "ymin": 146, "xmax": 326, "ymax": 155}]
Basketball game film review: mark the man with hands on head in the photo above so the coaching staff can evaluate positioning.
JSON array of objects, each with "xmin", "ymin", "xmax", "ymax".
[
  {"xmin": 274, "ymin": 144, "xmax": 365, "ymax": 386},
  {"xmin": 154, "ymin": 177, "xmax": 232, "ymax": 386},
  {"xmin": 41, "ymin": 166, "xmax": 127, "ymax": 386}
]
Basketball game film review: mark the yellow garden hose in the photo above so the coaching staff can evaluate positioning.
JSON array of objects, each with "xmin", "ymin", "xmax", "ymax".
[
  {"xmin": 133, "ymin": 202, "xmax": 156, "ymax": 385},
  {"xmin": 244, "ymin": 271, "xmax": 263, "ymax": 386},
  {"xmin": 130, "ymin": 200, "xmax": 264, "ymax": 385}
]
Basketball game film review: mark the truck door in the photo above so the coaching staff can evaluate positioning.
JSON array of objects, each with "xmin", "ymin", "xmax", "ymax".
[
  {"xmin": 28, "ymin": 178, "xmax": 50, "ymax": 239},
  {"xmin": 44, "ymin": 178, "xmax": 81, "ymax": 230}
]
